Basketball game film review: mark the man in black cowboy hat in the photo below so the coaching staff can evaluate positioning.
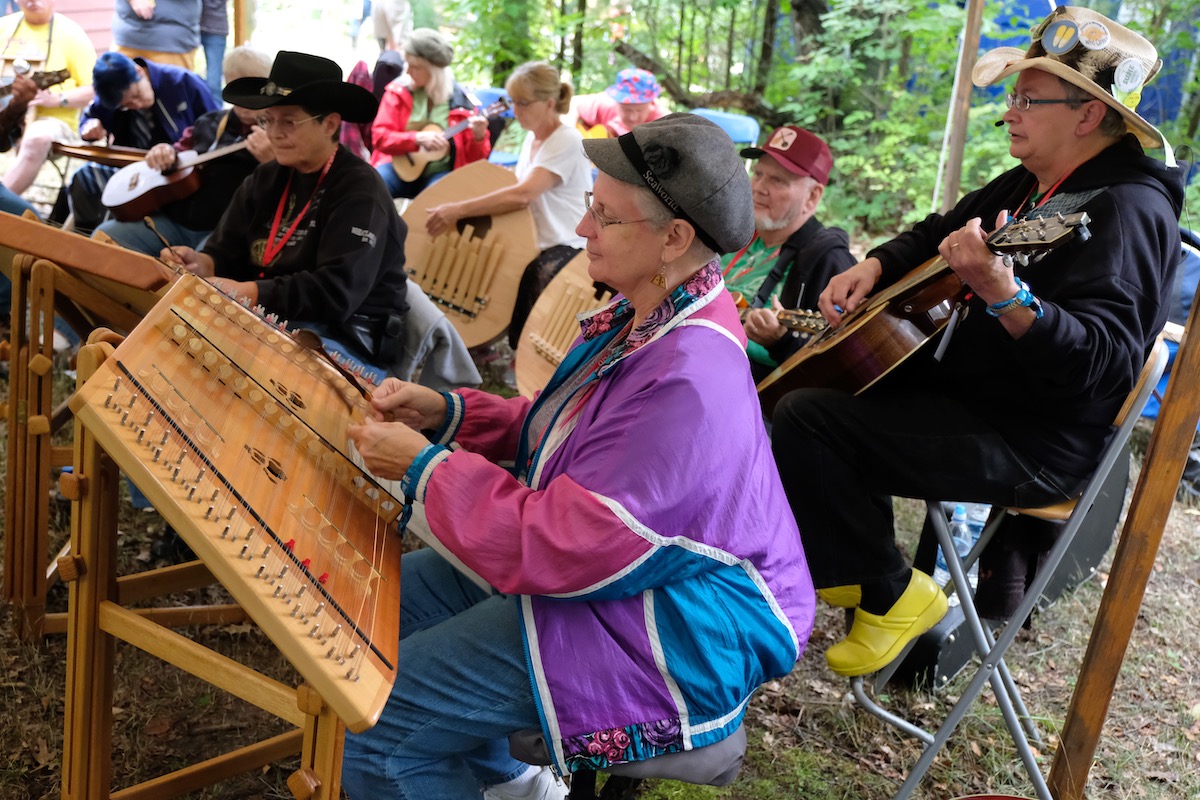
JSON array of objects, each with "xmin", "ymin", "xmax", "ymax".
[
  {"xmin": 164, "ymin": 50, "xmax": 409, "ymax": 380},
  {"xmin": 769, "ymin": 6, "xmax": 1184, "ymax": 677}
]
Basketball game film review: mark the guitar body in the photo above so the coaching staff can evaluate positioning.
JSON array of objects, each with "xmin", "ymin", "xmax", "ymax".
[
  {"xmin": 391, "ymin": 123, "xmax": 447, "ymax": 183},
  {"xmin": 388, "ymin": 100, "xmax": 511, "ymax": 184},
  {"xmin": 755, "ymin": 211, "xmax": 1093, "ymax": 416},
  {"xmin": 757, "ymin": 258, "xmax": 961, "ymax": 414},
  {"xmin": 576, "ymin": 121, "xmax": 609, "ymax": 139},
  {"xmin": 401, "ymin": 161, "xmax": 539, "ymax": 348},
  {"xmin": 102, "ymin": 152, "xmax": 202, "ymax": 222}
]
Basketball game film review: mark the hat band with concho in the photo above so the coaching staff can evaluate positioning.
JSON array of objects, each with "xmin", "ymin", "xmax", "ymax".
[
  {"xmin": 972, "ymin": 5, "xmax": 1165, "ymax": 149},
  {"xmin": 223, "ymin": 51, "xmax": 378, "ymax": 124}
]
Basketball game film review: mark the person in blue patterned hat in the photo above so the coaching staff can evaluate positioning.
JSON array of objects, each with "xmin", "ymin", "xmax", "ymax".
[{"xmin": 568, "ymin": 66, "xmax": 668, "ymax": 138}]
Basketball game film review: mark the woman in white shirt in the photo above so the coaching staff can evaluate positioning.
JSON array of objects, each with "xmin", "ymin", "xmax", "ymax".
[{"xmin": 426, "ymin": 60, "xmax": 592, "ymax": 348}]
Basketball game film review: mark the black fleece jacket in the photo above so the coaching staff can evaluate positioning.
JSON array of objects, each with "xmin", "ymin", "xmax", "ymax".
[{"xmin": 869, "ymin": 136, "xmax": 1184, "ymax": 479}]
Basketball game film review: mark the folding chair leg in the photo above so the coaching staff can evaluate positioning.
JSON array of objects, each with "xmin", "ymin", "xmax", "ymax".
[
  {"xmin": 929, "ymin": 511, "xmax": 1042, "ymax": 745},
  {"xmin": 894, "ymin": 498, "xmax": 1112, "ymax": 800}
]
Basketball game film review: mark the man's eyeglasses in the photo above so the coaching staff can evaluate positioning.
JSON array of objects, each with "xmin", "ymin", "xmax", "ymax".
[
  {"xmin": 1004, "ymin": 93, "xmax": 1092, "ymax": 111},
  {"xmin": 254, "ymin": 114, "xmax": 323, "ymax": 133},
  {"xmin": 584, "ymin": 191, "xmax": 651, "ymax": 229}
]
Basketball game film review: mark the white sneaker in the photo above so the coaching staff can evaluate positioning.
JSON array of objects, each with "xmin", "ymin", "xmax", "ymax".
[{"xmin": 483, "ymin": 765, "xmax": 568, "ymax": 800}]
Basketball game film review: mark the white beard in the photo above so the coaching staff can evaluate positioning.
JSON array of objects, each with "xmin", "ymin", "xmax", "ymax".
[{"xmin": 754, "ymin": 211, "xmax": 794, "ymax": 232}]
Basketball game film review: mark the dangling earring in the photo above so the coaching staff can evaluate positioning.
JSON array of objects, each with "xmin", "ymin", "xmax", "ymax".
[{"xmin": 651, "ymin": 264, "xmax": 667, "ymax": 288}]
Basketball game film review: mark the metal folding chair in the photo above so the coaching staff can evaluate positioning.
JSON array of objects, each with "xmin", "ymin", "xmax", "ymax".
[{"xmin": 853, "ymin": 338, "xmax": 1169, "ymax": 800}]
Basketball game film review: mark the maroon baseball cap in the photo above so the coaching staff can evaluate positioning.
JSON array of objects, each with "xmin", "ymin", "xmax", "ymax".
[{"xmin": 741, "ymin": 125, "xmax": 833, "ymax": 185}]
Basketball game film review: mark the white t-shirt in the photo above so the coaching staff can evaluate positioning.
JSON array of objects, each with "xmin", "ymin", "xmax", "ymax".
[{"xmin": 517, "ymin": 123, "xmax": 591, "ymax": 251}]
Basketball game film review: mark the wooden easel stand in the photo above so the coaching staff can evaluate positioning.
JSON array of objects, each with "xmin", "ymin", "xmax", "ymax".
[
  {"xmin": 1048, "ymin": 317, "xmax": 1200, "ymax": 798},
  {"xmin": 60, "ymin": 340, "xmax": 345, "ymax": 800}
]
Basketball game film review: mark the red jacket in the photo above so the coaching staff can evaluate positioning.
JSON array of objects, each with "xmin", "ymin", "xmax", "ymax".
[{"xmin": 370, "ymin": 82, "xmax": 491, "ymax": 170}]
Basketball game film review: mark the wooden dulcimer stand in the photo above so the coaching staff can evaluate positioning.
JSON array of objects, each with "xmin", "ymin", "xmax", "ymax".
[
  {"xmin": 0, "ymin": 212, "xmax": 174, "ymax": 640},
  {"xmin": 61, "ymin": 273, "xmax": 403, "ymax": 798},
  {"xmin": 62, "ymin": 337, "xmax": 340, "ymax": 800}
]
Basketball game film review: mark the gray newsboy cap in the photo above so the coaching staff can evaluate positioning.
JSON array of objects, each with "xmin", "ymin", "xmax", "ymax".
[
  {"xmin": 583, "ymin": 113, "xmax": 754, "ymax": 255},
  {"xmin": 405, "ymin": 28, "xmax": 453, "ymax": 68}
]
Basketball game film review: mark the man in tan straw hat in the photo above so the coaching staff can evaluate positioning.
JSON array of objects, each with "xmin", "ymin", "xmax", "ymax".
[{"xmin": 769, "ymin": 5, "xmax": 1184, "ymax": 677}]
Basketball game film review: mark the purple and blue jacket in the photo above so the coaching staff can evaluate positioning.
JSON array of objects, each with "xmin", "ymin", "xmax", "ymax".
[{"xmin": 402, "ymin": 263, "xmax": 815, "ymax": 773}]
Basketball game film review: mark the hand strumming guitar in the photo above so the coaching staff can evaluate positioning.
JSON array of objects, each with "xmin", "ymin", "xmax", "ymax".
[
  {"xmin": 819, "ymin": 257, "xmax": 883, "ymax": 328},
  {"xmin": 414, "ymin": 129, "xmax": 450, "ymax": 154}
]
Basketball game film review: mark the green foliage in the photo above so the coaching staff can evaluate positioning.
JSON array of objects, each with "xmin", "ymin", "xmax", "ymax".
[{"xmin": 779, "ymin": 0, "xmax": 1019, "ymax": 237}]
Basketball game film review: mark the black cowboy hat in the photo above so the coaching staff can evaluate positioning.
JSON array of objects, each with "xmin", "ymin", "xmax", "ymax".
[{"xmin": 222, "ymin": 51, "xmax": 379, "ymax": 124}]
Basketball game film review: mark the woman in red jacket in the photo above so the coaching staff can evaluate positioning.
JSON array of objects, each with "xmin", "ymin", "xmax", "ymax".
[{"xmin": 370, "ymin": 28, "xmax": 490, "ymax": 198}]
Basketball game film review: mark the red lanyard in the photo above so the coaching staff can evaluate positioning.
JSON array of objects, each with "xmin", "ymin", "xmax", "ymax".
[
  {"xmin": 722, "ymin": 233, "xmax": 780, "ymax": 283},
  {"xmin": 1019, "ymin": 169, "xmax": 1073, "ymax": 217},
  {"xmin": 261, "ymin": 149, "xmax": 337, "ymax": 267}
]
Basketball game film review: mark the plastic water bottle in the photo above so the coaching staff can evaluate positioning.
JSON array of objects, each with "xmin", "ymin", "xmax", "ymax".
[
  {"xmin": 932, "ymin": 504, "xmax": 975, "ymax": 606},
  {"xmin": 962, "ymin": 502, "xmax": 991, "ymax": 591}
]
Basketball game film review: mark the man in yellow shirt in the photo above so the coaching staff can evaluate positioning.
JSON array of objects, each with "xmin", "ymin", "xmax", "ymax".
[{"xmin": 0, "ymin": 0, "xmax": 96, "ymax": 196}]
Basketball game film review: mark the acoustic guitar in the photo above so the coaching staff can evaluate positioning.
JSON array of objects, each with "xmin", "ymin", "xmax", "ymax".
[
  {"xmin": 576, "ymin": 121, "xmax": 609, "ymax": 139},
  {"xmin": 0, "ymin": 68, "xmax": 71, "ymax": 104},
  {"xmin": 756, "ymin": 212, "xmax": 1092, "ymax": 414},
  {"xmin": 391, "ymin": 99, "xmax": 510, "ymax": 183},
  {"xmin": 100, "ymin": 140, "xmax": 250, "ymax": 222}
]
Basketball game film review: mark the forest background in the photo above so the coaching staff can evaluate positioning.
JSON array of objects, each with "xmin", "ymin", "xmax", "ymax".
[
  {"xmin": 276, "ymin": 0, "xmax": 1200, "ymax": 245},
  {"xmin": 2, "ymin": 1, "xmax": 1198, "ymax": 798}
]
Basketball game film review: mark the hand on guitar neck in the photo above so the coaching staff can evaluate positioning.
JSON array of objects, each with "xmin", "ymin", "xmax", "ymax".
[
  {"xmin": 729, "ymin": 291, "xmax": 827, "ymax": 345},
  {"xmin": 391, "ymin": 98, "xmax": 510, "ymax": 183}
]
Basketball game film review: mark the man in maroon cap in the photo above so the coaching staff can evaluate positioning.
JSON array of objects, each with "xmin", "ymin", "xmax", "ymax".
[{"xmin": 723, "ymin": 124, "xmax": 855, "ymax": 380}]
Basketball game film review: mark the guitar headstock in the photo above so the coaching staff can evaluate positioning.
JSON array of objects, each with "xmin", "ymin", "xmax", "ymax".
[
  {"xmin": 776, "ymin": 307, "xmax": 828, "ymax": 336},
  {"xmin": 33, "ymin": 69, "xmax": 72, "ymax": 90},
  {"xmin": 986, "ymin": 211, "xmax": 1091, "ymax": 264},
  {"xmin": 484, "ymin": 97, "xmax": 511, "ymax": 119}
]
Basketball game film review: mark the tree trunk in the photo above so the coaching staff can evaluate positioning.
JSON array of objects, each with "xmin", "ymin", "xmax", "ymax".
[
  {"xmin": 754, "ymin": 0, "xmax": 779, "ymax": 95},
  {"xmin": 790, "ymin": 0, "xmax": 828, "ymax": 48},
  {"xmin": 573, "ymin": 0, "xmax": 584, "ymax": 76},
  {"xmin": 725, "ymin": 5, "xmax": 736, "ymax": 91},
  {"xmin": 614, "ymin": 40, "xmax": 789, "ymax": 129}
]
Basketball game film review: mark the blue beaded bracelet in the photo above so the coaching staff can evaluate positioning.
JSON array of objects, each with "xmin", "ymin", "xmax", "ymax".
[{"xmin": 985, "ymin": 277, "xmax": 1043, "ymax": 319}]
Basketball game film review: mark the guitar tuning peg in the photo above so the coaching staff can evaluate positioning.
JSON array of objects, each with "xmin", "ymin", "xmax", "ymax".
[
  {"xmin": 1016, "ymin": 253, "xmax": 1030, "ymax": 267},
  {"xmin": 1002, "ymin": 254, "xmax": 1015, "ymax": 268}
]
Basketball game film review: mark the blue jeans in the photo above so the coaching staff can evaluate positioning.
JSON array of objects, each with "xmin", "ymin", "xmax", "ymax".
[
  {"xmin": 201, "ymin": 31, "xmax": 227, "ymax": 95},
  {"xmin": 376, "ymin": 162, "xmax": 447, "ymax": 199},
  {"xmin": 341, "ymin": 549, "xmax": 540, "ymax": 798},
  {"xmin": 94, "ymin": 215, "xmax": 210, "ymax": 258}
]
